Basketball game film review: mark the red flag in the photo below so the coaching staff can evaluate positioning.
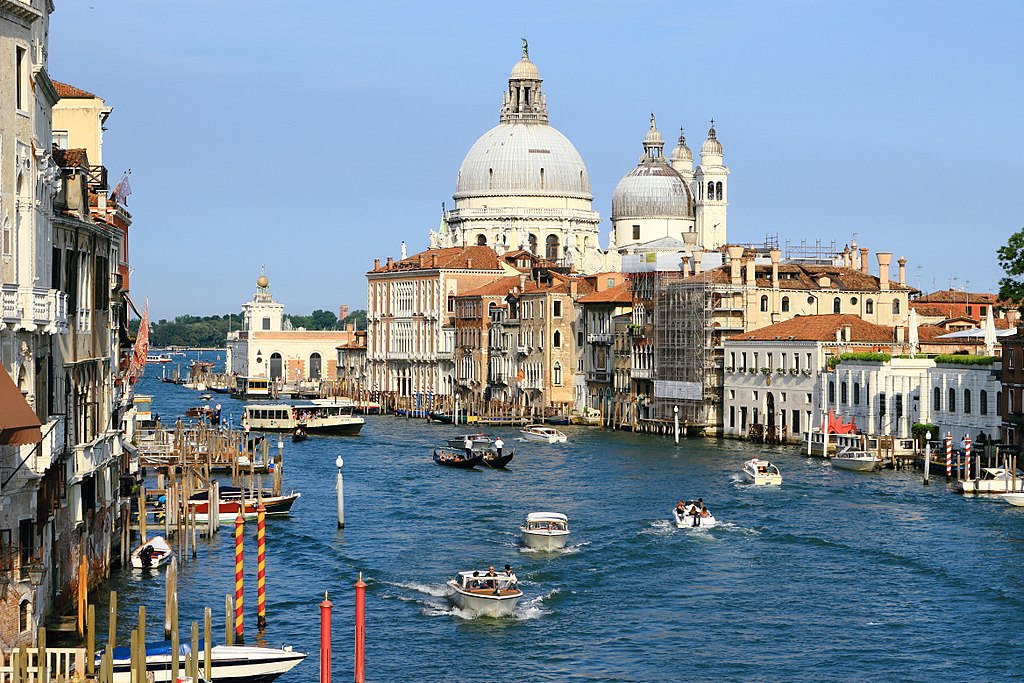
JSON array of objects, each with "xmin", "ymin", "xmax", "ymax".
[{"xmin": 127, "ymin": 302, "xmax": 149, "ymax": 384}]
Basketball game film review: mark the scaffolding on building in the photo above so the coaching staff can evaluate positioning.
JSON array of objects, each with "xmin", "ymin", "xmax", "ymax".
[{"xmin": 784, "ymin": 238, "xmax": 840, "ymax": 264}]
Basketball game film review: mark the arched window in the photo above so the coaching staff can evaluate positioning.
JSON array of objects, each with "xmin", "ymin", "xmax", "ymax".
[
  {"xmin": 269, "ymin": 353, "xmax": 283, "ymax": 380},
  {"xmin": 840, "ymin": 382, "xmax": 848, "ymax": 404},
  {"xmin": 781, "ymin": 296, "xmax": 790, "ymax": 312},
  {"xmin": 309, "ymin": 352, "xmax": 322, "ymax": 380},
  {"xmin": 540, "ymin": 168, "xmax": 545, "ymax": 190},
  {"xmin": 553, "ymin": 362, "xmax": 563, "ymax": 386},
  {"xmin": 980, "ymin": 389, "xmax": 988, "ymax": 415},
  {"xmin": 833, "ymin": 297, "xmax": 841, "ymax": 314},
  {"xmin": 476, "ymin": 234, "xmax": 487, "ymax": 246},
  {"xmin": 760, "ymin": 295, "xmax": 769, "ymax": 312},
  {"xmin": 715, "ymin": 181, "xmax": 723, "ymax": 200},
  {"xmin": 933, "ymin": 386, "xmax": 941, "ymax": 411},
  {"xmin": 553, "ymin": 330, "xmax": 561, "ymax": 348},
  {"xmin": 866, "ymin": 299, "xmax": 874, "ymax": 314},
  {"xmin": 892, "ymin": 299, "xmax": 901, "ymax": 315},
  {"xmin": 964, "ymin": 388, "xmax": 972, "ymax": 414},
  {"xmin": 707, "ymin": 181, "xmax": 714, "ymax": 199},
  {"xmin": 948, "ymin": 387, "xmax": 956, "ymax": 412},
  {"xmin": 545, "ymin": 234, "xmax": 560, "ymax": 260},
  {"xmin": 488, "ymin": 168, "xmax": 493, "ymax": 190},
  {"xmin": 828, "ymin": 381, "xmax": 835, "ymax": 404},
  {"xmin": 854, "ymin": 382, "xmax": 861, "ymax": 405},
  {"xmin": 528, "ymin": 234, "xmax": 538, "ymax": 254}
]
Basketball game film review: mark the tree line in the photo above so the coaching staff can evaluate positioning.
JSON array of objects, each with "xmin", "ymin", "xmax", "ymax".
[{"xmin": 132, "ymin": 310, "xmax": 367, "ymax": 348}]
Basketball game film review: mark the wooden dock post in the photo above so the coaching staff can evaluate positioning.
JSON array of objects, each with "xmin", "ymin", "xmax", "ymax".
[
  {"xmin": 190, "ymin": 622, "xmax": 200, "ymax": 681},
  {"xmin": 36, "ymin": 627, "xmax": 45, "ymax": 683},
  {"xmin": 139, "ymin": 486, "xmax": 148, "ymax": 543},
  {"xmin": 204, "ymin": 607, "xmax": 213, "ymax": 681},
  {"xmin": 170, "ymin": 621, "xmax": 179, "ymax": 682},
  {"xmin": 87, "ymin": 603, "xmax": 96, "ymax": 676},
  {"xmin": 234, "ymin": 508, "xmax": 245, "ymax": 644},
  {"xmin": 108, "ymin": 590, "xmax": 117, "ymax": 653}
]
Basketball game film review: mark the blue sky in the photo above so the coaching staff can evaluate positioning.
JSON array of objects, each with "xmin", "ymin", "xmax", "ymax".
[{"xmin": 49, "ymin": 1, "xmax": 1024, "ymax": 319}]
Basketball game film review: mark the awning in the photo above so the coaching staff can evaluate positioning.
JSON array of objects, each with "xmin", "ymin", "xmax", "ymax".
[
  {"xmin": 122, "ymin": 291, "xmax": 143, "ymax": 319},
  {"xmin": 0, "ymin": 366, "xmax": 41, "ymax": 445}
]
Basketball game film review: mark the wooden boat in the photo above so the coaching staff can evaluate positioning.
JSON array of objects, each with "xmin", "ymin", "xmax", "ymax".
[
  {"xmin": 131, "ymin": 536, "xmax": 174, "ymax": 569},
  {"xmin": 189, "ymin": 487, "xmax": 301, "ymax": 523},
  {"xmin": 521, "ymin": 512, "xmax": 569, "ymax": 550},
  {"xmin": 474, "ymin": 415, "xmax": 528, "ymax": 426},
  {"xmin": 672, "ymin": 500, "xmax": 717, "ymax": 529},
  {"xmin": 428, "ymin": 411, "xmax": 455, "ymax": 424},
  {"xmin": 102, "ymin": 640, "xmax": 307, "ymax": 682},
  {"xmin": 481, "ymin": 450, "xmax": 514, "ymax": 468},
  {"xmin": 185, "ymin": 405, "xmax": 214, "ymax": 419},
  {"xmin": 432, "ymin": 449, "xmax": 483, "ymax": 469},
  {"xmin": 520, "ymin": 424, "xmax": 567, "ymax": 443},
  {"xmin": 446, "ymin": 570, "xmax": 522, "ymax": 617}
]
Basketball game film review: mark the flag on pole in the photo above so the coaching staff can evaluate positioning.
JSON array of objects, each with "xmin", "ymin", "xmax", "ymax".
[
  {"xmin": 127, "ymin": 301, "xmax": 149, "ymax": 384},
  {"xmin": 111, "ymin": 170, "xmax": 132, "ymax": 206}
]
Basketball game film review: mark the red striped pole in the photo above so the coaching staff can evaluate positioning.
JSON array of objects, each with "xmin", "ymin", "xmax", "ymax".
[
  {"xmin": 257, "ymin": 503, "xmax": 267, "ymax": 629},
  {"xmin": 354, "ymin": 572, "xmax": 366, "ymax": 683},
  {"xmin": 319, "ymin": 592, "xmax": 332, "ymax": 683},
  {"xmin": 965, "ymin": 435, "xmax": 972, "ymax": 480},
  {"xmin": 945, "ymin": 432, "xmax": 952, "ymax": 481},
  {"xmin": 234, "ymin": 505, "xmax": 245, "ymax": 643}
]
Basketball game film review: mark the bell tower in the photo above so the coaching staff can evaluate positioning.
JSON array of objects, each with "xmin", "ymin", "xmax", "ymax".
[{"xmin": 694, "ymin": 121, "xmax": 729, "ymax": 250}]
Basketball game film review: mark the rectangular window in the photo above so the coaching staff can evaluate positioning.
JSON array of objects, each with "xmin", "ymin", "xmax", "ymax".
[
  {"xmin": 632, "ymin": 225, "xmax": 640, "ymax": 240},
  {"xmin": 52, "ymin": 130, "xmax": 69, "ymax": 149},
  {"xmin": 15, "ymin": 46, "xmax": 26, "ymax": 111},
  {"xmin": 980, "ymin": 305, "xmax": 987, "ymax": 316},
  {"xmin": 262, "ymin": 317, "xmax": 271, "ymax": 330},
  {"xmin": 553, "ymin": 300, "xmax": 562, "ymax": 317}
]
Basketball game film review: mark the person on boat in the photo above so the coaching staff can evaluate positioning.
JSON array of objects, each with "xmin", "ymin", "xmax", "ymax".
[
  {"xmin": 486, "ymin": 566, "xmax": 498, "ymax": 591},
  {"xmin": 495, "ymin": 437, "xmax": 504, "ymax": 457},
  {"xmin": 470, "ymin": 571, "xmax": 482, "ymax": 589},
  {"xmin": 464, "ymin": 436, "xmax": 473, "ymax": 458},
  {"xmin": 675, "ymin": 500, "xmax": 687, "ymax": 518},
  {"xmin": 504, "ymin": 564, "xmax": 518, "ymax": 589}
]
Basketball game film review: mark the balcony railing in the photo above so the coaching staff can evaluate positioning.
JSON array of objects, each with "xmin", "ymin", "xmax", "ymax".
[
  {"xmin": 587, "ymin": 333, "xmax": 613, "ymax": 345},
  {"xmin": 1, "ymin": 285, "xmax": 69, "ymax": 334}
]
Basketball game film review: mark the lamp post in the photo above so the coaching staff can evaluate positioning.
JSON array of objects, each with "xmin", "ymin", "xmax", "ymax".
[{"xmin": 26, "ymin": 563, "xmax": 45, "ymax": 587}]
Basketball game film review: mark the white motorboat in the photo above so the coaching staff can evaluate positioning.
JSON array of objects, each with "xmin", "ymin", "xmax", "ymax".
[
  {"xmin": 957, "ymin": 468, "xmax": 1024, "ymax": 494},
  {"xmin": 446, "ymin": 569, "xmax": 522, "ymax": 617},
  {"xmin": 146, "ymin": 353, "xmax": 173, "ymax": 364},
  {"xmin": 740, "ymin": 458, "xmax": 782, "ymax": 485},
  {"xmin": 1001, "ymin": 492, "xmax": 1024, "ymax": 506},
  {"xmin": 131, "ymin": 536, "xmax": 175, "ymax": 569},
  {"xmin": 521, "ymin": 512, "xmax": 570, "ymax": 551},
  {"xmin": 672, "ymin": 500, "xmax": 717, "ymax": 529},
  {"xmin": 103, "ymin": 640, "xmax": 307, "ymax": 682},
  {"xmin": 520, "ymin": 424, "xmax": 567, "ymax": 443},
  {"xmin": 831, "ymin": 447, "xmax": 880, "ymax": 472}
]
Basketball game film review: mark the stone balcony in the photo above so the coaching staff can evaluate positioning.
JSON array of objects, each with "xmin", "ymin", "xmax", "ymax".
[
  {"xmin": 587, "ymin": 333, "xmax": 613, "ymax": 345},
  {"xmin": 1, "ymin": 285, "xmax": 69, "ymax": 334}
]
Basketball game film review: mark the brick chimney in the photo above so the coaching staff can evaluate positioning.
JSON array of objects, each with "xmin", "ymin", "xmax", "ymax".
[
  {"xmin": 860, "ymin": 248, "xmax": 869, "ymax": 274},
  {"xmin": 897, "ymin": 257, "xmax": 906, "ymax": 286},
  {"xmin": 877, "ymin": 252, "xmax": 892, "ymax": 291},
  {"xmin": 519, "ymin": 273, "xmax": 527, "ymax": 290},
  {"xmin": 693, "ymin": 251, "xmax": 703, "ymax": 275},
  {"xmin": 374, "ymin": 258, "xmax": 380, "ymax": 270},
  {"xmin": 432, "ymin": 253, "xmax": 439, "ymax": 268},
  {"xmin": 745, "ymin": 253, "xmax": 756, "ymax": 286},
  {"xmin": 386, "ymin": 256, "xmax": 393, "ymax": 269},
  {"xmin": 466, "ymin": 257, "xmax": 473, "ymax": 269},
  {"xmin": 770, "ymin": 249, "xmax": 781, "ymax": 289},
  {"xmin": 727, "ymin": 246, "xmax": 743, "ymax": 285},
  {"xmin": 570, "ymin": 280, "xmax": 578, "ymax": 297}
]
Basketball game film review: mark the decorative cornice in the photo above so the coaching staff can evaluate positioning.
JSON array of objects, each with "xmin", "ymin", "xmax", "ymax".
[{"xmin": 0, "ymin": 0, "xmax": 43, "ymax": 24}]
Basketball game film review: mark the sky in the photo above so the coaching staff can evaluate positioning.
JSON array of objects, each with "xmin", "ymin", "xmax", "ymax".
[{"xmin": 48, "ymin": 1, "xmax": 1024, "ymax": 320}]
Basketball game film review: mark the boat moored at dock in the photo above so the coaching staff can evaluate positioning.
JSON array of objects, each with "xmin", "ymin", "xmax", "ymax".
[
  {"xmin": 831, "ymin": 447, "xmax": 881, "ymax": 472},
  {"xmin": 956, "ymin": 468, "xmax": 1024, "ymax": 494},
  {"xmin": 189, "ymin": 487, "xmax": 301, "ymax": 523},
  {"xmin": 103, "ymin": 641, "xmax": 307, "ymax": 682},
  {"xmin": 131, "ymin": 536, "xmax": 174, "ymax": 569},
  {"xmin": 521, "ymin": 512, "xmax": 569, "ymax": 550},
  {"xmin": 242, "ymin": 398, "xmax": 364, "ymax": 435},
  {"xmin": 446, "ymin": 569, "xmax": 522, "ymax": 617}
]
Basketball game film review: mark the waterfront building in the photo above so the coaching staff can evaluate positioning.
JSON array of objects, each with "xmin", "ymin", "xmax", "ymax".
[
  {"xmin": 1000, "ymin": 331, "xmax": 1024, "ymax": 448},
  {"xmin": 910, "ymin": 289, "xmax": 1018, "ymax": 328},
  {"xmin": 226, "ymin": 274, "xmax": 357, "ymax": 385},
  {"xmin": 611, "ymin": 116, "xmax": 728, "ymax": 252},
  {"xmin": 577, "ymin": 280, "xmax": 631, "ymax": 416},
  {"xmin": 335, "ymin": 327, "xmax": 367, "ymax": 397},
  {"xmin": 429, "ymin": 42, "xmax": 612, "ymax": 275}
]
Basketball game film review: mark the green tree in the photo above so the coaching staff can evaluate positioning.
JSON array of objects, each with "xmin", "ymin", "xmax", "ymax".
[
  {"xmin": 997, "ymin": 228, "xmax": 1024, "ymax": 312},
  {"xmin": 341, "ymin": 309, "xmax": 367, "ymax": 330}
]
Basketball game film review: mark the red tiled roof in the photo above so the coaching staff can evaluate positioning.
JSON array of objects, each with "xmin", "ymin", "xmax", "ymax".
[
  {"xmin": 681, "ymin": 263, "xmax": 917, "ymax": 293},
  {"xmin": 730, "ymin": 314, "xmax": 894, "ymax": 342},
  {"xmin": 914, "ymin": 289, "xmax": 1000, "ymax": 304},
  {"xmin": 372, "ymin": 246, "xmax": 502, "ymax": 273},
  {"xmin": 52, "ymin": 148, "xmax": 88, "ymax": 168},
  {"xmin": 52, "ymin": 80, "xmax": 98, "ymax": 99},
  {"xmin": 459, "ymin": 276, "xmax": 523, "ymax": 298},
  {"xmin": 578, "ymin": 281, "xmax": 632, "ymax": 304},
  {"xmin": 909, "ymin": 304, "xmax": 950, "ymax": 317}
]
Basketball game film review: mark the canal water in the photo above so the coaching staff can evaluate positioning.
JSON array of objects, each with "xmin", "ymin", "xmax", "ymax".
[{"xmin": 104, "ymin": 354, "xmax": 1024, "ymax": 682}]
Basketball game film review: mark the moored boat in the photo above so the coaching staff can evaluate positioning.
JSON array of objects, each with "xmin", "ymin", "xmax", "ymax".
[
  {"xmin": 189, "ymin": 487, "xmax": 301, "ymax": 523},
  {"xmin": 831, "ymin": 447, "xmax": 880, "ymax": 472},
  {"xmin": 520, "ymin": 424, "xmax": 567, "ymax": 443},
  {"xmin": 102, "ymin": 640, "xmax": 307, "ymax": 683},
  {"xmin": 1002, "ymin": 492, "xmax": 1024, "ymax": 506},
  {"xmin": 569, "ymin": 407, "xmax": 602, "ymax": 426},
  {"xmin": 432, "ymin": 449, "xmax": 483, "ymax": 469},
  {"xmin": 740, "ymin": 458, "xmax": 782, "ymax": 485},
  {"xmin": 672, "ymin": 500, "xmax": 717, "ymax": 528},
  {"xmin": 520, "ymin": 512, "xmax": 569, "ymax": 550},
  {"xmin": 957, "ymin": 467, "xmax": 1024, "ymax": 494},
  {"xmin": 131, "ymin": 536, "xmax": 174, "ymax": 569},
  {"xmin": 446, "ymin": 569, "xmax": 522, "ymax": 617}
]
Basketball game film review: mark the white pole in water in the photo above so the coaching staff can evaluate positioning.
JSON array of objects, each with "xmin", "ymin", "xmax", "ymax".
[
  {"xmin": 923, "ymin": 431, "xmax": 932, "ymax": 485},
  {"xmin": 673, "ymin": 406, "xmax": 679, "ymax": 445},
  {"xmin": 335, "ymin": 456, "xmax": 345, "ymax": 528}
]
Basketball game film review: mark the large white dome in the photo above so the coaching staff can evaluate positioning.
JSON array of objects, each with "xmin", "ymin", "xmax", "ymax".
[
  {"xmin": 611, "ymin": 164, "xmax": 692, "ymax": 219},
  {"xmin": 454, "ymin": 122, "xmax": 592, "ymax": 200}
]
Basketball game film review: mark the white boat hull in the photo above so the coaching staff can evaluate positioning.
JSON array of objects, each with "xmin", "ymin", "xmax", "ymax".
[
  {"xmin": 958, "ymin": 479, "xmax": 1024, "ymax": 494},
  {"xmin": 739, "ymin": 470, "xmax": 782, "ymax": 485},
  {"xmin": 521, "ymin": 529, "xmax": 570, "ymax": 551},
  {"xmin": 131, "ymin": 537, "xmax": 175, "ymax": 570},
  {"xmin": 831, "ymin": 457, "xmax": 879, "ymax": 472},
  {"xmin": 107, "ymin": 644, "xmax": 306, "ymax": 682},
  {"xmin": 1002, "ymin": 493, "xmax": 1024, "ymax": 506},
  {"xmin": 446, "ymin": 583, "xmax": 521, "ymax": 617},
  {"xmin": 673, "ymin": 509, "xmax": 717, "ymax": 529}
]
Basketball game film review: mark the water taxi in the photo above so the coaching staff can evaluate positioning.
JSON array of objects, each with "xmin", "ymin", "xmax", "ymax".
[
  {"xmin": 233, "ymin": 376, "xmax": 271, "ymax": 399},
  {"xmin": 740, "ymin": 458, "xmax": 782, "ymax": 485},
  {"xmin": 957, "ymin": 468, "xmax": 1024, "ymax": 494},
  {"xmin": 446, "ymin": 569, "xmax": 522, "ymax": 617},
  {"xmin": 672, "ymin": 500, "xmax": 717, "ymax": 528},
  {"xmin": 831, "ymin": 447, "xmax": 880, "ymax": 472},
  {"xmin": 521, "ymin": 512, "xmax": 570, "ymax": 550},
  {"xmin": 520, "ymin": 424, "xmax": 567, "ymax": 443},
  {"xmin": 242, "ymin": 398, "xmax": 364, "ymax": 435}
]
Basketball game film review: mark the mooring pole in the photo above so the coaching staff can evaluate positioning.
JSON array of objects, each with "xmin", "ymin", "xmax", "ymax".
[
  {"xmin": 355, "ymin": 572, "xmax": 366, "ymax": 683},
  {"xmin": 965, "ymin": 434, "xmax": 973, "ymax": 480},
  {"xmin": 319, "ymin": 592, "xmax": 332, "ymax": 683},
  {"xmin": 945, "ymin": 432, "xmax": 952, "ymax": 482},
  {"xmin": 923, "ymin": 431, "xmax": 932, "ymax": 485},
  {"xmin": 336, "ymin": 457, "xmax": 345, "ymax": 529},
  {"xmin": 234, "ymin": 505, "xmax": 245, "ymax": 644},
  {"xmin": 673, "ymin": 406, "xmax": 679, "ymax": 445},
  {"xmin": 257, "ymin": 503, "xmax": 267, "ymax": 629}
]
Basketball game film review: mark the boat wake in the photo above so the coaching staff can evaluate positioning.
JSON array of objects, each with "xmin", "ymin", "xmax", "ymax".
[
  {"xmin": 385, "ymin": 580, "xmax": 447, "ymax": 598},
  {"xmin": 643, "ymin": 519, "xmax": 677, "ymax": 535},
  {"xmin": 518, "ymin": 540, "xmax": 589, "ymax": 555},
  {"xmin": 513, "ymin": 588, "xmax": 561, "ymax": 620}
]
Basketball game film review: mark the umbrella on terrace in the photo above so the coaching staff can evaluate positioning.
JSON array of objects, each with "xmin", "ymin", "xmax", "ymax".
[{"xmin": 984, "ymin": 306, "xmax": 997, "ymax": 356}]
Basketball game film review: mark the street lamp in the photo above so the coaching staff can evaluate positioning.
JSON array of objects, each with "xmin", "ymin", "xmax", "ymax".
[{"xmin": 25, "ymin": 563, "xmax": 45, "ymax": 587}]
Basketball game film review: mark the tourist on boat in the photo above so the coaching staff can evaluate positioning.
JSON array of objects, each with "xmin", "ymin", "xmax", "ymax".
[
  {"xmin": 485, "ymin": 566, "xmax": 498, "ymax": 591},
  {"xmin": 675, "ymin": 500, "xmax": 686, "ymax": 517},
  {"xmin": 503, "ymin": 564, "xmax": 518, "ymax": 589},
  {"xmin": 470, "ymin": 571, "xmax": 482, "ymax": 589},
  {"xmin": 495, "ymin": 437, "xmax": 504, "ymax": 456},
  {"xmin": 212, "ymin": 403, "xmax": 222, "ymax": 425}
]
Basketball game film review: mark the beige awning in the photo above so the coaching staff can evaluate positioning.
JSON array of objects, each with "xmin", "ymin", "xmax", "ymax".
[{"xmin": 0, "ymin": 367, "xmax": 41, "ymax": 445}]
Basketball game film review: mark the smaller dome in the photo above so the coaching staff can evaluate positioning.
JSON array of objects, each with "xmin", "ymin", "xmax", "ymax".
[
  {"xmin": 612, "ymin": 165, "xmax": 693, "ymax": 220},
  {"xmin": 701, "ymin": 126, "xmax": 723, "ymax": 157},
  {"xmin": 643, "ymin": 114, "xmax": 664, "ymax": 147},
  {"xmin": 257, "ymin": 275, "xmax": 269, "ymax": 289},
  {"xmin": 672, "ymin": 129, "xmax": 692, "ymax": 163},
  {"xmin": 510, "ymin": 57, "xmax": 540, "ymax": 80}
]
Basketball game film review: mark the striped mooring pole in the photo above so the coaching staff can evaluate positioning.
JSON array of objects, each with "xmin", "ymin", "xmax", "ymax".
[
  {"xmin": 257, "ymin": 503, "xmax": 267, "ymax": 629},
  {"xmin": 965, "ymin": 435, "xmax": 972, "ymax": 480},
  {"xmin": 945, "ymin": 432, "xmax": 952, "ymax": 481},
  {"xmin": 234, "ymin": 505, "xmax": 245, "ymax": 643}
]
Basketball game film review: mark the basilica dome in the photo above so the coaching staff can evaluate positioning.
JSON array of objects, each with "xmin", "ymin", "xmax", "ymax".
[
  {"xmin": 454, "ymin": 123, "xmax": 592, "ymax": 200},
  {"xmin": 611, "ymin": 115, "xmax": 692, "ymax": 220}
]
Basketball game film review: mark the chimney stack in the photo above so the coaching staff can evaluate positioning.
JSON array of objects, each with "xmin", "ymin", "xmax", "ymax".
[
  {"xmin": 693, "ymin": 251, "xmax": 703, "ymax": 275},
  {"xmin": 897, "ymin": 257, "xmax": 907, "ymax": 286},
  {"xmin": 769, "ymin": 249, "xmax": 781, "ymax": 290},
  {"xmin": 727, "ymin": 246, "xmax": 743, "ymax": 285},
  {"xmin": 386, "ymin": 256, "xmax": 393, "ymax": 269},
  {"xmin": 877, "ymin": 252, "xmax": 892, "ymax": 291},
  {"xmin": 467, "ymin": 257, "xmax": 473, "ymax": 269},
  {"xmin": 860, "ymin": 247, "xmax": 869, "ymax": 274},
  {"xmin": 745, "ymin": 253, "xmax": 756, "ymax": 286},
  {"xmin": 374, "ymin": 258, "xmax": 380, "ymax": 270},
  {"xmin": 401, "ymin": 241, "xmax": 408, "ymax": 259},
  {"xmin": 432, "ymin": 253, "xmax": 438, "ymax": 268},
  {"xmin": 519, "ymin": 273, "xmax": 527, "ymax": 290}
]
